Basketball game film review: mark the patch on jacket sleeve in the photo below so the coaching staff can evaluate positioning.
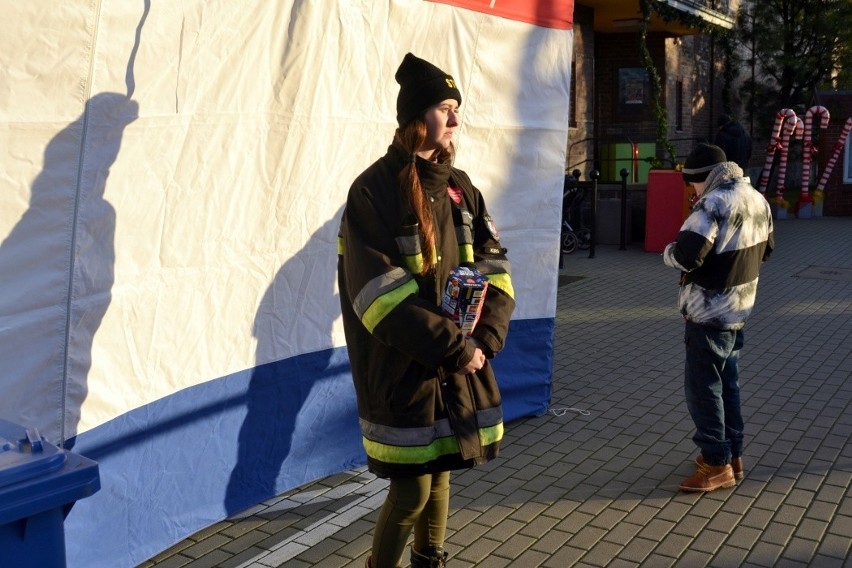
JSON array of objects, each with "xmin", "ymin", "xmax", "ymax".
[{"xmin": 484, "ymin": 214, "xmax": 500, "ymax": 241}]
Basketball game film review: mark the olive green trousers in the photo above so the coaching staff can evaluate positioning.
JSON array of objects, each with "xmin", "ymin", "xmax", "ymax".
[{"xmin": 371, "ymin": 471, "xmax": 450, "ymax": 568}]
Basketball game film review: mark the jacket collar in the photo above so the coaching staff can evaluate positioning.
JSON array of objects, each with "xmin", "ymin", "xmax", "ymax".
[{"xmin": 387, "ymin": 140, "xmax": 453, "ymax": 197}]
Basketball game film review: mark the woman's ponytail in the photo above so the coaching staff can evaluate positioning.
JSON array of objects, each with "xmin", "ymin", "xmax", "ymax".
[{"xmin": 395, "ymin": 123, "xmax": 438, "ymax": 274}]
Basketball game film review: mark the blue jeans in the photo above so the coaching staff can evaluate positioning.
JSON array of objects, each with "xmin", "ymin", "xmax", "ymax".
[{"xmin": 684, "ymin": 321, "xmax": 745, "ymax": 466}]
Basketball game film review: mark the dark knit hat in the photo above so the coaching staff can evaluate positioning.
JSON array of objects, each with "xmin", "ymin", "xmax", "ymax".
[
  {"xmin": 682, "ymin": 143, "xmax": 727, "ymax": 183},
  {"xmin": 395, "ymin": 53, "xmax": 462, "ymax": 126}
]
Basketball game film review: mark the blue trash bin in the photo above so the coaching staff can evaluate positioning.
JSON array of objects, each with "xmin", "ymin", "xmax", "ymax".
[{"xmin": 0, "ymin": 419, "xmax": 100, "ymax": 568}]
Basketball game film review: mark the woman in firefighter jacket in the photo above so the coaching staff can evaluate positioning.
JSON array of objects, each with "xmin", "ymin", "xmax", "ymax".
[{"xmin": 337, "ymin": 53, "xmax": 515, "ymax": 568}]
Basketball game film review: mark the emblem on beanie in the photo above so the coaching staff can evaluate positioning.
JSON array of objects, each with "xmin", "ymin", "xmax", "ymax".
[{"xmin": 445, "ymin": 78, "xmax": 456, "ymax": 89}]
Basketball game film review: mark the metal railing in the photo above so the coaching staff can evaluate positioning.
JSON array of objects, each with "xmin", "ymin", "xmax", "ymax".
[{"xmin": 560, "ymin": 166, "xmax": 636, "ymax": 266}]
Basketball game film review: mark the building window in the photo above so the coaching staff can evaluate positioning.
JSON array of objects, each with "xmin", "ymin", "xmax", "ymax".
[
  {"xmin": 675, "ymin": 80, "xmax": 684, "ymax": 132},
  {"xmin": 570, "ymin": 60, "xmax": 577, "ymax": 128},
  {"xmin": 843, "ymin": 135, "xmax": 852, "ymax": 184}
]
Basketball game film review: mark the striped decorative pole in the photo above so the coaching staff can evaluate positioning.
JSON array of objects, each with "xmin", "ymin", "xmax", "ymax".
[
  {"xmin": 800, "ymin": 106, "xmax": 830, "ymax": 200},
  {"xmin": 758, "ymin": 108, "xmax": 796, "ymax": 194},
  {"xmin": 774, "ymin": 111, "xmax": 801, "ymax": 205}
]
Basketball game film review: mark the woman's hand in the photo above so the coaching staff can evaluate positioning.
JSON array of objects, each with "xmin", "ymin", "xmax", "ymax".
[{"xmin": 461, "ymin": 347, "xmax": 486, "ymax": 374}]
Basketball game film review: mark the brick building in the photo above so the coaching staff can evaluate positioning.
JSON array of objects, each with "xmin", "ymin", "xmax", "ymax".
[
  {"xmin": 567, "ymin": 1, "xmax": 850, "ymax": 218},
  {"xmin": 568, "ymin": 1, "xmax": 736, "ymax": 184}
]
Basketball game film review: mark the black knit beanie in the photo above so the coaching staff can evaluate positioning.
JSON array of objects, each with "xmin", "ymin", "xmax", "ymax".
[
  {"xmin": 682, "ymin": 143, "xmax": 727, "ymax": 183},
  {"xmin": 395, "ymin": 53, "xmax": 462, "ymax": 127}
]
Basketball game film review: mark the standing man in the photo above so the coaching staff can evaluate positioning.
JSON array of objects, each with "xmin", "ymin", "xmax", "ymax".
[
  {"xmin": 664, "ymin": 143, "xmax": 774, "ymax": 492},
  {"xmin": 714, "ymin": 114, "xmax": 752, "ymax": 170}
]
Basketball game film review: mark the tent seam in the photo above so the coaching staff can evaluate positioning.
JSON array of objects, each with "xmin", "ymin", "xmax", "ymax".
[{"xmin": 61, "ymin": 0, "xmax": 103, "ymax": 447}]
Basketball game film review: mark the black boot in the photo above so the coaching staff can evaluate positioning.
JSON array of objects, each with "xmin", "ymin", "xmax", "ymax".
[
  {"xmin": 410, "ymin": 545, "xmax": 448, "ymax": 568},
  {"xmin": 367, "ymin": 554, "xmax": 401, "ymax": 568}
]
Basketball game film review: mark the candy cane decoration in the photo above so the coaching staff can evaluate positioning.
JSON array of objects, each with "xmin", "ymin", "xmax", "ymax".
[
  {"xmin": 758, "ymin": 108, "xmax": 796, "ymax": 194},
  {"xmin": 774, "ymin": 111, "xmax": 801, "ymax": 201},
  {"xmin": 815, "ymin": 117, "xmax": 852, "ymax": 191},
  {"xmin": 801, "ymin": 105, "xmax": 830, "ymax": 198}
]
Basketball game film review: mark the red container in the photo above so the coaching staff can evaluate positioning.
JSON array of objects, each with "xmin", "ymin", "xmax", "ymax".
[{"xmin": 644, "ymin": 170, "xmax": 693, "ymax": 253}]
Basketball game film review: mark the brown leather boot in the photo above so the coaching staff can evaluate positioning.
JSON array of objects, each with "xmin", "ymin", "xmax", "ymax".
[
  {"xmin": 680, "ymin": 461, "xmax": 736, "ymax": 492},
  {"xmin": 731, "ymin": 456, "xmax": 744, "ymax": 480},
  {"xmin": 696, "ymin": 454, "xmax": 744, "ymax": 480}
]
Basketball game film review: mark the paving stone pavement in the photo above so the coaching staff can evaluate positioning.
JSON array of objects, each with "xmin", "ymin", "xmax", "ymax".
[{"xmin": 143, "ymin": 216, "xmax": 852, "ymax": 568}]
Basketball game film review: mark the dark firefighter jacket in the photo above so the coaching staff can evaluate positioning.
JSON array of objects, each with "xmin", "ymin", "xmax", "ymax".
[{"xmin": 337, "ymin": 141, "xmax": 515, "ymax": 478}]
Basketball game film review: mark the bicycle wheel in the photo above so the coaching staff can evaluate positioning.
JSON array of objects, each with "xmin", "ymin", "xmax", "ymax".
[
  {"xmin": 561, "ymin": 231, "xmax": 577, "ymax": 254},
  {"xmin": 576, "ymin": 228, "xmax": 592, "ymax": 250}
]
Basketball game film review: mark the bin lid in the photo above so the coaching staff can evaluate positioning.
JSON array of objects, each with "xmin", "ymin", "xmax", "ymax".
[{"xmin": 0, "ymin": 419, "xmax": 66, "ymax": 488}]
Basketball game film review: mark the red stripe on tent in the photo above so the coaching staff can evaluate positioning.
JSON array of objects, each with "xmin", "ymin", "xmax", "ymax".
[{"xmin": 427, "ymin": 0, "xmax": 573, "ymax": 30}]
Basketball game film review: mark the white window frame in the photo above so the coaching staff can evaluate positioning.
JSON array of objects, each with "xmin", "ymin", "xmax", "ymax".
[{"xmin": 844, "ymin": 134, "xmax": 852, "ymax": 184}]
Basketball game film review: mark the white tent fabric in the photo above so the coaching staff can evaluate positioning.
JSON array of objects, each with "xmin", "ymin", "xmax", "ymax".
[{"xmin": 0, "ymin": 1, "xmax": 573, "ymax": 566}]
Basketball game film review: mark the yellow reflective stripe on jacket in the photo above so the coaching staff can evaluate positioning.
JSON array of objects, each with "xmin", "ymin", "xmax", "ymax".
[
  {"xmin": 337, "ymin": 235, "xmax": 344, "ymax": 256},
  {"xmin": 395, "ymin": 234, "xmax": 424, "ymax": 274},
  {"xmin": 353, "ymin": 267, "xmax": 410, "ymax": 317},
  {"xmin": 363, "ymin": 435, "xmax": 460, "ymax": 464},
  {"xmin": 360, "ymin": 278, "xmax": 419, "ymax": 333},
  {"xmin": 458, "ymin": 243, "xmax": 474, "ymax": 264},
  {"xmin": 402, "ymin": 254, "xmax": 424, "ymax": 274},
  {"xmin": 475, "ymin": 258, "xmax": 513, "ymax": 299},
  {"xmin": 362, "ymin": 422, "xmax": 503, "ymax": 464},
  {"xmin": 478, "ymin": 422, "xmax": 503, "ymax": 446},
  {"xmin": 483, "ymin": 272, "xmax": 514, "ymax": 299}
]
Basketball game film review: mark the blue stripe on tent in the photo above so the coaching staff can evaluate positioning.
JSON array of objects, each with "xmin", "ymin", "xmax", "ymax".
[
  {"xmin": 64, "ymin": 317, "xmax": 553, "ymax": 568},
  {"xmin": 492, "ymin": 317, "xmax": 554, "ymax": 421}
]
